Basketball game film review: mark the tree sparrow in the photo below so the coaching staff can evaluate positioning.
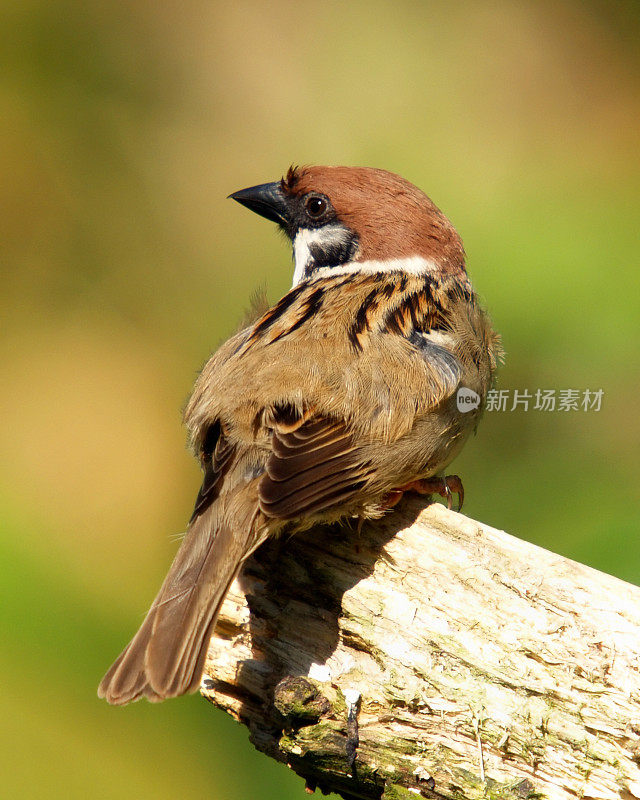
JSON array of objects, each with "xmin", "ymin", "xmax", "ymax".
[{"xmin": 99, "ymin": 166, "xmax": 501, "ymax": 705}]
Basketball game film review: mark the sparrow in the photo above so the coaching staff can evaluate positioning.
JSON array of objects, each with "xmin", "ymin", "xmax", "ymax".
[{"xmin": 98, "ymin": 165, "xmax": 500, "ymax": 705}]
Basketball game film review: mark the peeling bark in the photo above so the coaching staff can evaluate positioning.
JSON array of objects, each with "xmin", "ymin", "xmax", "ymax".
[{"xmin": 201, "ymin": 498, "xmax": 640, "ymax": 800}]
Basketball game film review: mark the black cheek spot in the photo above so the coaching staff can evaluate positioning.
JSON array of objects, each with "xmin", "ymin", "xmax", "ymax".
[{"xmin": 307, "ymin": 232, "xmax": 358, "ymax": 271}]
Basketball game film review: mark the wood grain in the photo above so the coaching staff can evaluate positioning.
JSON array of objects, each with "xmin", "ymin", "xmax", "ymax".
[{"xmin": 201, "ymin": 498, "xmax": 640, "ymax": 800}]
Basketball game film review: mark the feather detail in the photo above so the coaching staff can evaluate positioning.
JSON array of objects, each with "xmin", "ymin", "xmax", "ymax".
[
  {"xmin": 101, "ymin": 166, "xmax": 501, "ymax": 709},
  {"xmin": 259, "ymin": 412, "xmax": 373, "ymax": 520}
]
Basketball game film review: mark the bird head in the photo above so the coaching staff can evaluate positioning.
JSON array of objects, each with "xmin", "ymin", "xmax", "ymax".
[{"xmin": 230, "ymin": 165, "xmax": 466, "ymax": 286}]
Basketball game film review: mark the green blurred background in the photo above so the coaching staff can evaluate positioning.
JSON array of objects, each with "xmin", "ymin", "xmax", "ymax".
[{"xmin": 1, "ymin": 1, "xmax": 639, "ymax": 797}]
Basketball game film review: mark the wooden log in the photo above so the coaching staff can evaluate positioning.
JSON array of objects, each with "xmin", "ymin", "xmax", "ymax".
[{"xmin": 201, "ymin": 498, "xmax": 640, "ymax": 800}]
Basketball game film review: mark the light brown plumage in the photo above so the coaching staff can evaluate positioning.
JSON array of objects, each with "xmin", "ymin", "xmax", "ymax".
[{"xmin": 98, "ymin": 166, "xmax": 501, "ymax": 705}]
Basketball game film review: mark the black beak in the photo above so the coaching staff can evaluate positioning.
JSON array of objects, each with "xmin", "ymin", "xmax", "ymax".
[{"xmin": 228, "ymin": 181, "xmax": 290, "ymax": 226}]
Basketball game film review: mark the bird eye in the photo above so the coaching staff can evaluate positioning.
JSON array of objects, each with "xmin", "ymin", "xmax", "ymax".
[{"xmin": 305, "ymin": 195, "xmax": 327, "ymax": 218}]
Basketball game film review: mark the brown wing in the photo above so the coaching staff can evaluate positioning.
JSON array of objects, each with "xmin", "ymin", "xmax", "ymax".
[
  {"xmin": 190, "ymin": 420, "xmax": 235, "ymax": 521},
  {"xmin": 258, "ymin": 408, "xmax": 373, "ymax": 520}
]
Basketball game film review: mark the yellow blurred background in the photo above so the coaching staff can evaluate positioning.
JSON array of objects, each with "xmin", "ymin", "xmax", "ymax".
[{"xmin": 1, "ymin": 1, "xmax": 639, "ymax": 797}]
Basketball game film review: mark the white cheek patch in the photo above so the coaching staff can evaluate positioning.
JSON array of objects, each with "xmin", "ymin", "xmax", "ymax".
[
  {"xmin": 292, "ymin": 228, "xmax": 316, "ymax": 286},
  {"xmin": 292, "ymin": 225, "xmax": 356, "ymax": 286},
  {"xmin": 292, "ymin": 229, "xmax": 441, "ymax": 286}
]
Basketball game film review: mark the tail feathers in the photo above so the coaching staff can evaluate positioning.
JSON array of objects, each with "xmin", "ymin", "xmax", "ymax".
[{"xmin": 98, "ymin": 493, "xmax": 263, "ymax": 705}]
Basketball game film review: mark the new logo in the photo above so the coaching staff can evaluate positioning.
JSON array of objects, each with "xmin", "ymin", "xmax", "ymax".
[{"xmin": 456, "ymin": 387, "xmax": 480, "ymax": 413}]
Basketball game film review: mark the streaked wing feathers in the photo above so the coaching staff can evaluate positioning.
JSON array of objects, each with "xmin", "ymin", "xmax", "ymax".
[{"xmin": 259, "ymin": 413, "xmax": 372, "ymax": 520}]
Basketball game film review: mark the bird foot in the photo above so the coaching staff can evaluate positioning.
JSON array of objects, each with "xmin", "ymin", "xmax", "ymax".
[{"xmin": 383, "ymin": 475, "xmax": 464, "ymax": 512}]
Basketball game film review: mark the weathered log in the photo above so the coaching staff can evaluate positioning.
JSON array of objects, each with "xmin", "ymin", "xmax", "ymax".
[{"xmin": 201, "ymin": 498, "xmax": 640, "ymax": 800}]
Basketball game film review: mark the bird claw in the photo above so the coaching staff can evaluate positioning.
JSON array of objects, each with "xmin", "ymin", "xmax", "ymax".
[
  {"xmin": 442, "ymin": 480, "xmax": 453, "ymax": 509},
  {"xmin": 389, "ymin": 475, "xmax": 464, "ymax": 512}
]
